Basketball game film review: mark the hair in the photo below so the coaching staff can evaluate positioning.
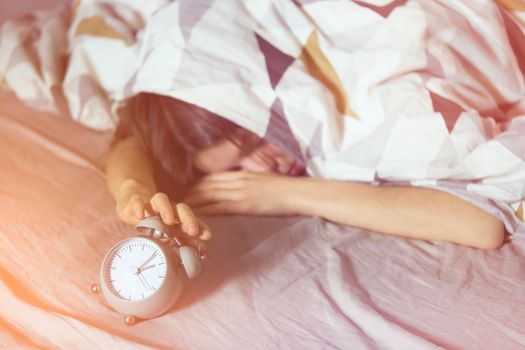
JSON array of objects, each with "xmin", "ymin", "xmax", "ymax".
[{"xmin": 114, "ymin": 93, "xmax": 262, "ymax": 189}]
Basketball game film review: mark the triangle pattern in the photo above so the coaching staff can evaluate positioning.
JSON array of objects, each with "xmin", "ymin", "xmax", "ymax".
[
  {"xmin": 517, "ymin": 202, "xmax": 524, "ymax": 222},
  {"xmin": 353, "ymin": 0, "xmax": 408, "ymax": 18},
  {"xmin": 255, "ymin": 33, "xmax": 295, "ymax": 89},
  {"xmin": 179, "ymin": 0, "xmax": 216, "ymax": 40},
  {"xmin": 496, "ymin": 0, "xmax": 525, "ymax": 12},
  {"xmin": 306, "ymin": 123, "xmax": 324, "ymax": 159},
  {"xmin": 263, "ymin": 98, "xmax": 304, "ymax": 162},
  {"xmin": 429, "ymin": 91, "xmax": 466, "ymax": 132},
  {"xmin": 495, "ymin": 118, "xmax": 525, "ymax": 161},
  {"xmin": 300, "ymin": 30, "xmax": 357, "ymax": 118}
]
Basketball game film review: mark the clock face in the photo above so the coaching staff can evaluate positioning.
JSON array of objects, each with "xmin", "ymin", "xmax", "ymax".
[{"xmin": 104, "ymin": 238, "xmax": 168, "ymax": 302}]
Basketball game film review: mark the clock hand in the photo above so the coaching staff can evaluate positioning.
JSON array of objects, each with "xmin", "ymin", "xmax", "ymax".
[
  {"xmin": 141, "ymin": 264, "xmax": 156, "ymax": 272},
  {"xmin": 136, "ymin": 272, "xmax": 152, "ymax": 292},
  {"xmin": 141, "ymin": 273, "xmax": 154, "ymax": 292},
  {"xmin": 137, "ymin": 252, "xmax": 158, "ymax": 272}
]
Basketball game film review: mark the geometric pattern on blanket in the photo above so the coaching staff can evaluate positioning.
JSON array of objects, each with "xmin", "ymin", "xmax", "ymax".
[{"xmin": 1, "ymin": 0, "xmax": 525, "ymax": 231}]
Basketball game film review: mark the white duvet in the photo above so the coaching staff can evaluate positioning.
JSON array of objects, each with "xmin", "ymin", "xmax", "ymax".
[{"xmin": 1, "ymin": 0, "xmax": 524, "ymax": 233}]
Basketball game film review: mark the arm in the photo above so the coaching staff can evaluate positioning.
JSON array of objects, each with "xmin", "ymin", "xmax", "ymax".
[
  {"xmin": 105, "ymin": 136, "xmax": 212, "ymax": 240},
  {"xmin": 289, "ymin": 177, "xmax": 505, "ymax": 250},
  {"xmin": 184, "ymin": 172, "xmax": 505, "ymax": 249},
  {"xmin": 105, "ymin": 135, "xmax": 157, "ymax": 200}
]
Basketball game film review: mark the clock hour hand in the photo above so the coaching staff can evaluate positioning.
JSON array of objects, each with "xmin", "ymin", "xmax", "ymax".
[
  {"xmin": 141, "ymin": 264, "xmax": 156, "ymax": 272},
  {"xmin": 137, "ymin": 252, "xmax": 158, "ymax": 272}
]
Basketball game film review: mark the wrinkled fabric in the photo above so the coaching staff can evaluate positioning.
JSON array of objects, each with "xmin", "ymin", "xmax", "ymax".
[
  {"xmin": 1, "ymin": 0, "xmax": 524, "ymax": 234},
  {"xmin": 1, "ymin": 92, "xmax": 525, "ymax": 349}
]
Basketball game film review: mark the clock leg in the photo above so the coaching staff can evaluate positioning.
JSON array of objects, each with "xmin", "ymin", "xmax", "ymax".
[
  {"xmin": 91, "ymin": 283, "xmax": 101, "ymax": 294},
  {"xmin": 124, "ymin": 314, "xmax": 137, "ymax": 325}
]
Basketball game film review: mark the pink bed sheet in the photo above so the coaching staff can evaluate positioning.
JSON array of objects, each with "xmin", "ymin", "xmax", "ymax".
[{"xmin": 1, "ymin": 92, "xmax": 525, "ymax": 349}]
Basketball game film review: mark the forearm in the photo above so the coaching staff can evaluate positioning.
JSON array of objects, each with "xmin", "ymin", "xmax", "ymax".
[
  {"xmin": 289, "ymin": 177, "xmax": 504, "ymax": 249},
  {"xmin": 105, "ymin": 136, "xmax": 157, "ymax": 199}
]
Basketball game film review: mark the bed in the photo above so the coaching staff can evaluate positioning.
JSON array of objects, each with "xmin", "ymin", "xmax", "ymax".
[
  {"xmin": 2, "ymin": 0, "xmax": 525, "ymax": 349},
  {"xmin": 1, "ymin": 90, "xmax": 525, "ymax": 349}
]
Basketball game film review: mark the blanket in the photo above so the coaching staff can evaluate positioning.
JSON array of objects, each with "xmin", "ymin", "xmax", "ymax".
[{"xmin": 1, "ymin": 0, "xmax": 524, "ymax": 234}]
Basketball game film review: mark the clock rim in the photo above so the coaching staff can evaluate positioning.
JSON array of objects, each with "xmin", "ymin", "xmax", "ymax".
[
  {"xmin": 98, "ymin": 237, "xmax": 184, "ymax": 319},
  {"xmin": 103, "ymin": 237, "xmax": 168, "ymax": 302}
]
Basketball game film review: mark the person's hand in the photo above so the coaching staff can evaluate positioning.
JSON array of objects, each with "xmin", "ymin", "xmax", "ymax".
[
  {"xmin": 115, "ymin": 179, "xmax": 212, "ymax": 242},
  {"xmin": 182, "ymin": 171, "xmax": 301, "ymax": 216}
]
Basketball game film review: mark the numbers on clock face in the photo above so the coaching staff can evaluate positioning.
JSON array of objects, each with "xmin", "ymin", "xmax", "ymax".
[{"xmin": 104, "ymin": 239, "xmax": 167, "ymax": 302}]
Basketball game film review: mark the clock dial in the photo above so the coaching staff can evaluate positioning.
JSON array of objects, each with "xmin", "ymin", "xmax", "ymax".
[{"xmin": 104, "ymin": 239, "xmax": 167, "ymax": 302}]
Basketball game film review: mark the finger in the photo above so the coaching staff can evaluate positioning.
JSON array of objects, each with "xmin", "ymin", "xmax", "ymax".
[
  {"xmin": 183, "ymin": 189, "xmax": 239, "ymax": 208},
  {"xmin": 150, "ymin": 192, "xmax": 177, "ymax": 225},
  {"xmin": 203, "ymin": 171, "xmax": 251, "ymax": 181},
  {"xmin": 199, "ymin": 241, "xmax": 209, "ymax": 256},
  {"xmin": 116, "ymin": 203, "xmax": 139, "ymax": 225},
  {"xmin": 194, "ymin": 202, "xmax": 239, "ymax": 216},
  {"xmin": 187, "ymin": 179, "xmax": 240, "ymax": 195},
  {"xmin": 182, "ymin": 193, "xmax": 213, "ymax": 208},
  {"xmin": 144, "ymin": 206, "xmax": 155, "ymax": 217},
  {"xmin": 129, "ymin": 194, "xmax": 146, "ymax": 220},
  {"xmin": 198, "ymin": 221, "xmax": 212, "ymax": 240},
  {"xmin": 176, "ymin": 202, "xmax": 201, "ymax": 237}
]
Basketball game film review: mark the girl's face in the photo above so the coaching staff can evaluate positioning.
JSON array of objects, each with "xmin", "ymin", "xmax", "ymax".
[{"xmin": 194, "ymin": 139, "xmax": 305, "ymax": 175}]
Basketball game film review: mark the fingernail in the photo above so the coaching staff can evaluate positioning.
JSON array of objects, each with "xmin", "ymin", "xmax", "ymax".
[
  {"xmin": 163, "ymin": 212, "xmax": 174, "ymax": 224},
  {"xmin": 134, "ymin": 209, "xmax": 143, "ymax": 218},
  {"xmin": 200, "ymin": 229, "xmax": 212, "ymax": 240}
]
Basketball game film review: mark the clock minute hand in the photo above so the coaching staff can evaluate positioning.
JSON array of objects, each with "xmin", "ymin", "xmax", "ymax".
[
  {"xmin": 136, "ymin": 272, "xmax": 154, "ymax": 292},
  {"xmin": 142, "ymin": 273, "xmax": 154, "ymax": 292}
]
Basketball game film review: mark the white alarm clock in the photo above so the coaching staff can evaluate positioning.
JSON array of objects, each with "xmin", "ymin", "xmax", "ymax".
[{"xmin": 91, "ymin": 216, "xmax": 204, "ymax": 325}]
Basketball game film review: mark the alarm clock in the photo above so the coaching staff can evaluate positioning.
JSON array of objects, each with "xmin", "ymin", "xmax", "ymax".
[{"xmin": 91, "ymin": 216, "xmax": 204, "ymax": 325}]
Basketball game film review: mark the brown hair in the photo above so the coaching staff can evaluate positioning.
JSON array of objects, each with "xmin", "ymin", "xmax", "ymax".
[{"xmin": 114, "ymin": 93, "xmax": 261, "ymax": 187}]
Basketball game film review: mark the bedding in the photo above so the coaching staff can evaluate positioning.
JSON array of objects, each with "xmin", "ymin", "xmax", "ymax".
[
  {"xmin": 1, "ymin": 92, "xmax": 525, "ymax": 349},
  {"xmin": 1, "ymin": 0, "xmax": 525, "ymax": 349},
  {"xmin": 1, "ymin": 0, "xmax": 524, "ymax": 235}
]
